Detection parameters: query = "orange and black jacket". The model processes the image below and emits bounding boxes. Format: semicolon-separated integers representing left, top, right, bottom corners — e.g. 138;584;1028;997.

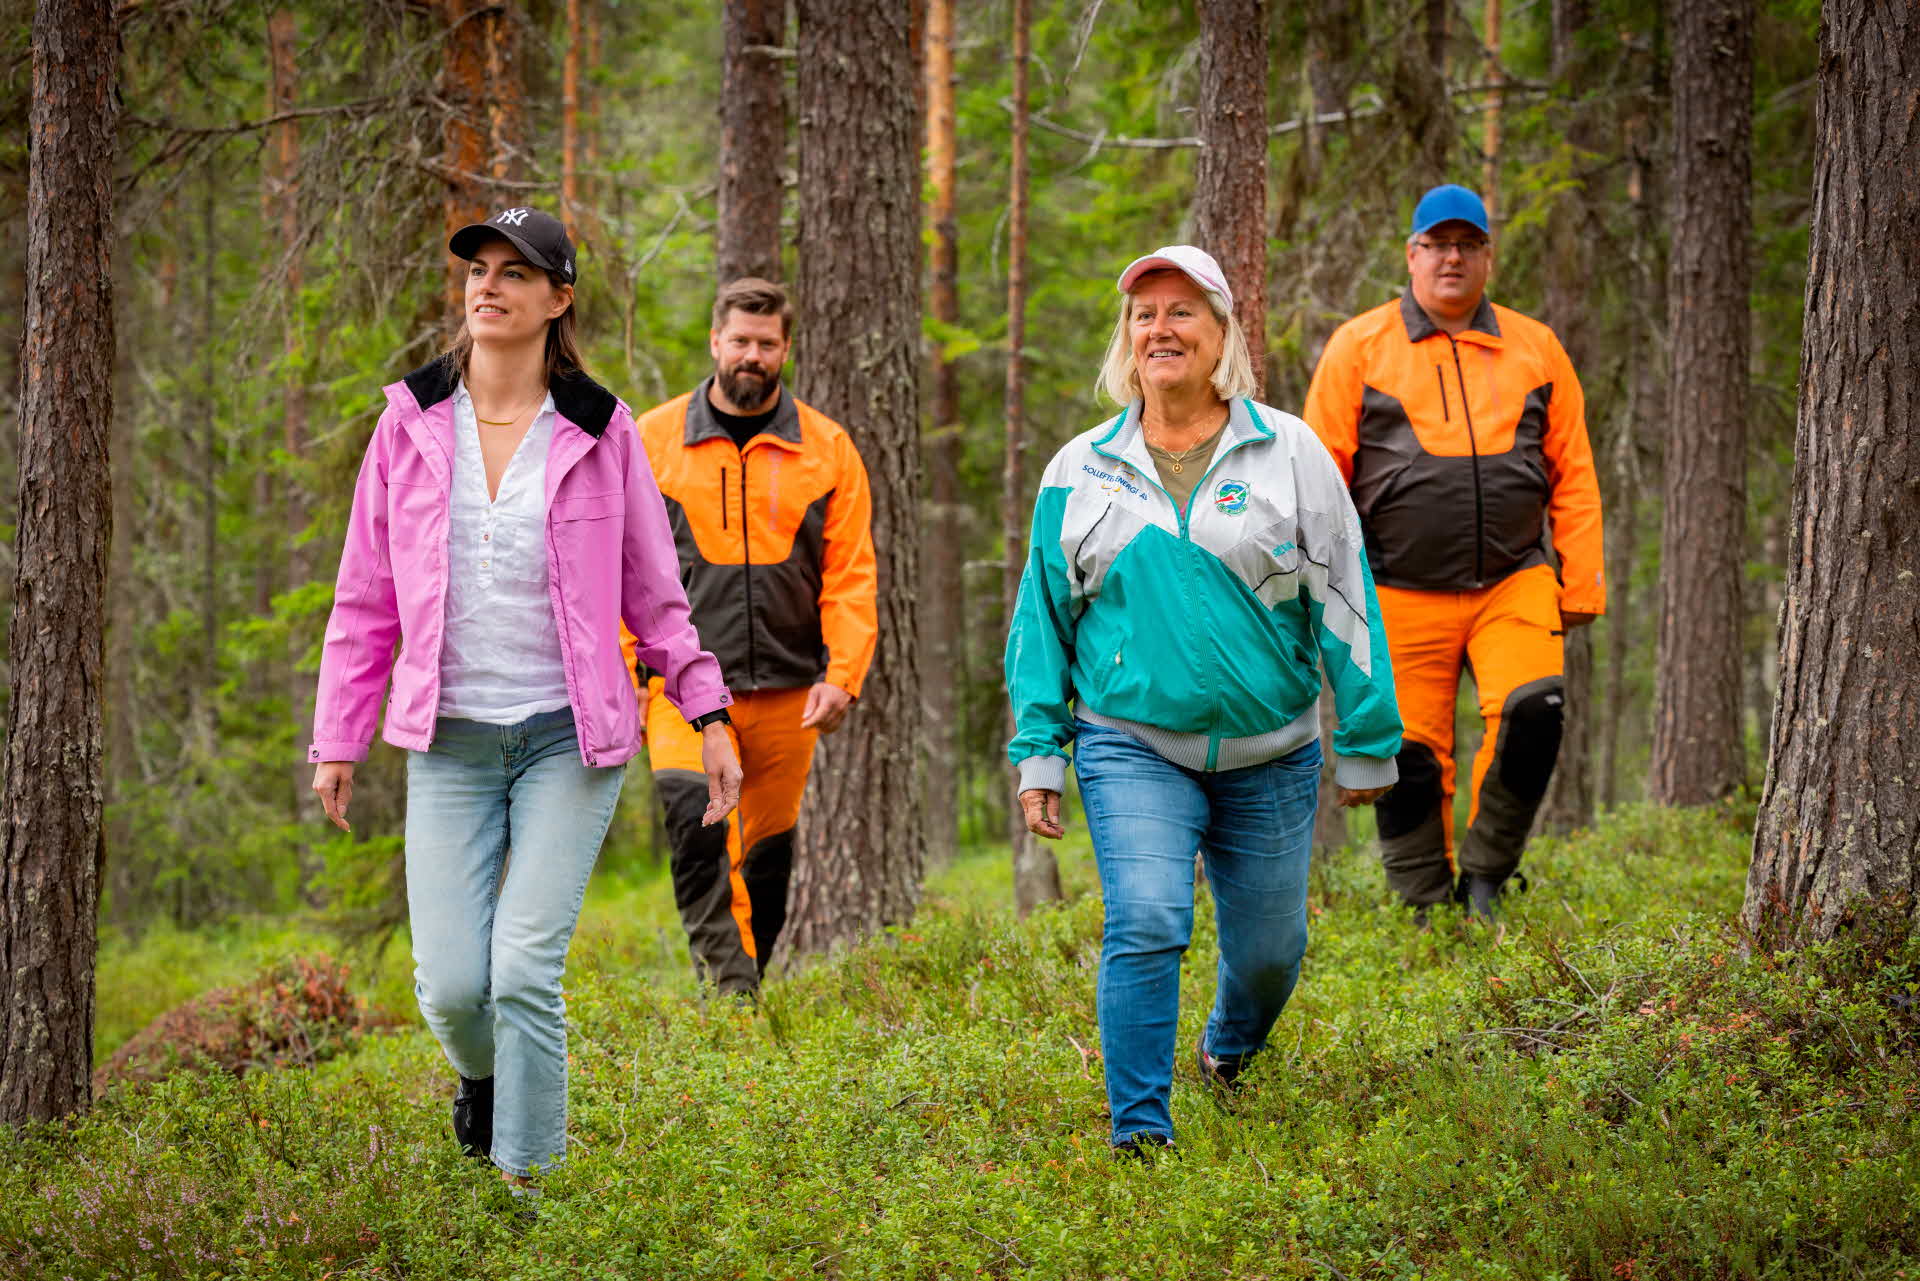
623;378;878;696
1302;292;1606;615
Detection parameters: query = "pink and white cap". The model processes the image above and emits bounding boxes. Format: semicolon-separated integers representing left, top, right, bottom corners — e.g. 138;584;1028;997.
1116;245;1233;311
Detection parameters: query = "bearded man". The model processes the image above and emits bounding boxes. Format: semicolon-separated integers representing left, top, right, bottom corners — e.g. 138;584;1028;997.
624;277;878;995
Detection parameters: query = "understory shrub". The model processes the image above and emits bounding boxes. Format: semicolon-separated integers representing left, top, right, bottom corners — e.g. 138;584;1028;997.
5;807;1917;1280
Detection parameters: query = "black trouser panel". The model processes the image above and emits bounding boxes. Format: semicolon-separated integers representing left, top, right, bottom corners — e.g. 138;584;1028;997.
741;829;794;975
1375;741;1454;905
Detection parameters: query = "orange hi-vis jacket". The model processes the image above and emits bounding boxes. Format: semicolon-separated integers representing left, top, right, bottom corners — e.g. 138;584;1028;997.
622;379;878;697
1303;292;1606;616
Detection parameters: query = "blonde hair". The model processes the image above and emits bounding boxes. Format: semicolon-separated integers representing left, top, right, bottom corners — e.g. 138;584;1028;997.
1096;275;1256;406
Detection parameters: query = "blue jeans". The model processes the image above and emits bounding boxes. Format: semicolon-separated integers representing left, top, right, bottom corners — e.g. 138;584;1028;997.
1074;719;1321;1144
404;709;625;1177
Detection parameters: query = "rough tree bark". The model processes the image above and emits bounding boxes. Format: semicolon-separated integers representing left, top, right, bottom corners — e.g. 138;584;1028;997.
267;8;316;829
1003;0;1062;914
484;4;523;184
562;0;582;231
783;0;925;955
1481;0;1502;219
718;0;787;282
584;0;601;200
1598;54;1668;812
1193;0;1267;396
1745;0;1920;942
920;0;959;867
439;0;524;315
1305;0;1357;123
1;0;117;1125
1400;0;1454;187
1538;0;1598;834
1650;0;1751;806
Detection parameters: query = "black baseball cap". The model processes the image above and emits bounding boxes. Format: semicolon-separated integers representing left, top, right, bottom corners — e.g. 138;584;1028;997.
448;207;577;284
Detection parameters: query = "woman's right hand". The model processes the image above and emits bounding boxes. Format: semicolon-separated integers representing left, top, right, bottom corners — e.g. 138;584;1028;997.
1019;788;1065;840
312;761;356;832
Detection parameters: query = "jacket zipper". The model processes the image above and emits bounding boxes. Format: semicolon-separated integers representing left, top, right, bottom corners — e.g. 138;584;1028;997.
1435;364;1450;421
1447;338;1486;586
738;444;757;683
1109;404;1259;769
720;468;728;530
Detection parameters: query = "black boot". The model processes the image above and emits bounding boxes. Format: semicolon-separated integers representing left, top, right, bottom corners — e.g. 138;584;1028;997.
452;1075;494;1162
1465;874;1503;922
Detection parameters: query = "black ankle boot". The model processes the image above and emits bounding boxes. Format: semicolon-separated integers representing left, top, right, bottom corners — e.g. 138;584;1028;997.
452;1075;494;1162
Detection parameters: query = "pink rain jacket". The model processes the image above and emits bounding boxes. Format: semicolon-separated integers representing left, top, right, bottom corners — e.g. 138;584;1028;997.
309;361;732;768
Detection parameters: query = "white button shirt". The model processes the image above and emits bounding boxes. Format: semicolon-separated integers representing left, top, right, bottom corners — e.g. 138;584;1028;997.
435;384;573;724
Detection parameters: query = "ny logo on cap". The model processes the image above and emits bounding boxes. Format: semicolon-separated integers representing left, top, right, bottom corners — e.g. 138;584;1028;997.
494;208;532;227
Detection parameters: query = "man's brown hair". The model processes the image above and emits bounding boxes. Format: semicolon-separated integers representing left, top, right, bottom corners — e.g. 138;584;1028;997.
712;277;793;338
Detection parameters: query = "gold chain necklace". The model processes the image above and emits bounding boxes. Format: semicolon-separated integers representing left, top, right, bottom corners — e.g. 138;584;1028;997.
474;389;544;427
1147;426;1219;474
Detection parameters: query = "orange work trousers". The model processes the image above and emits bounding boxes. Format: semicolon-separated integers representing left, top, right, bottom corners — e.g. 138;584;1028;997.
646;679;817;995
1371;564;1567;906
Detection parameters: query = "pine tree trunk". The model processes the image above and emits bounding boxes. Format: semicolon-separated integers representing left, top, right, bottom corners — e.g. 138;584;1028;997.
1481;0;1502;218
1651;0;1751;806
1407;0;1453;187
1;0;117;1125
1538;0;1598;834
1002;0;1062;914
584;0;601;204
439;0;523;316
718;0;787;282
1305;0;1357;122
920;0;959;867
1193;0;1267;396
783;0;925;956
268;8;316;831
485;4;524;183
1745;0;1920;943
1311;680;1345;855
198;186;219;704
562;0;582;232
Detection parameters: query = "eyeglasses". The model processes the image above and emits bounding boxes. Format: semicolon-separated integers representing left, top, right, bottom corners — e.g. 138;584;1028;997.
1414;237;1490;257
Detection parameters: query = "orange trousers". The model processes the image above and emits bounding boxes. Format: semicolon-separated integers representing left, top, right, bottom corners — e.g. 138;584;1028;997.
1372;564;1567;906
646;680;817;995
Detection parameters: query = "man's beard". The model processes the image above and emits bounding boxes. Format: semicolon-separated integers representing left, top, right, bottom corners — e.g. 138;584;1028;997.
718;363;778;410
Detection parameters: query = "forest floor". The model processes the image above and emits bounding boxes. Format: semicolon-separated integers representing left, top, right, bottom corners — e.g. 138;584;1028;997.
6;804;1919;1280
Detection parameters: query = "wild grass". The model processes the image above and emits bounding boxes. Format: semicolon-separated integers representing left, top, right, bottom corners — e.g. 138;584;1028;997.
9;804;1919;1279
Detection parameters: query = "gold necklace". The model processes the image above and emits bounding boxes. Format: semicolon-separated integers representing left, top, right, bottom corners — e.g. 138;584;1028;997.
474;389;544;427
1147;426;1219;474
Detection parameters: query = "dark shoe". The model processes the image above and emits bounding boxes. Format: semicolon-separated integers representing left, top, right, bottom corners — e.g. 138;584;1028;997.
1459;870;1527;922
452;1075;494;1162
1465;874;1503;922
1110;1132;1176;1162
1196;1034;1250;1093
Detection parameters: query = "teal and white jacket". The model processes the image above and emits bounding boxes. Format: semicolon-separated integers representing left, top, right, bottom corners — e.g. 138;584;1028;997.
1005;397;1402;794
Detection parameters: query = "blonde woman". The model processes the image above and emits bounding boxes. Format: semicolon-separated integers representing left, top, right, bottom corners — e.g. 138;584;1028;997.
1004;246;1403;1155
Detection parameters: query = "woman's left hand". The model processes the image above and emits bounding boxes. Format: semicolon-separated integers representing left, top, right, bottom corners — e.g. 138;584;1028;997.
1337;784;1391;808
701;725;743;825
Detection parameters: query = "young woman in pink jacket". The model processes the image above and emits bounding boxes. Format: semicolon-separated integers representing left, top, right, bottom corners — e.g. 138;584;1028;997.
308;207;742;1193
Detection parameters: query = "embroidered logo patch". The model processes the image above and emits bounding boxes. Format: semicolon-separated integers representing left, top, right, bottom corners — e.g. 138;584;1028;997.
1213;479;1250;515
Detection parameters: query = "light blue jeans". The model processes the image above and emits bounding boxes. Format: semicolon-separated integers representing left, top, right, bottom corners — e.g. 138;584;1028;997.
404;708;624;1177
1074;719;1320;1145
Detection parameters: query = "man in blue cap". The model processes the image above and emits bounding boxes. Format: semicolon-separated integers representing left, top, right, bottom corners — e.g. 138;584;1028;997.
1302;184;1607;922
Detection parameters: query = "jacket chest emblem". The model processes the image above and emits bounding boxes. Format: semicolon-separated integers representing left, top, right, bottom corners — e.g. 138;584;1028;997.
1213;479;1250;515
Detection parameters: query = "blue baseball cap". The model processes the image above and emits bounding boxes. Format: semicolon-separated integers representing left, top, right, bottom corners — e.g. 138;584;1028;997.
1410;185;1490;237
